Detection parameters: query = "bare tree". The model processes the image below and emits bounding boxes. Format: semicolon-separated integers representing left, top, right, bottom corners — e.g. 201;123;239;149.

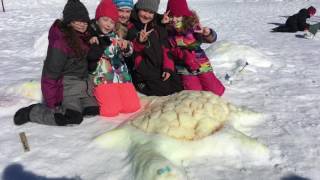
1;0;5;12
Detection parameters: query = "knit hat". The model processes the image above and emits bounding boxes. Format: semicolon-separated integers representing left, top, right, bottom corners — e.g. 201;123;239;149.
95;0;119;22
135;0;160;13
113;0;134;9
166;0;193;17
307;6;316;16
63;0;90;24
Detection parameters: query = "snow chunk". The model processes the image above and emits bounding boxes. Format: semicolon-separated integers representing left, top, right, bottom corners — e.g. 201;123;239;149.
206;41;272;69
33;31;48;57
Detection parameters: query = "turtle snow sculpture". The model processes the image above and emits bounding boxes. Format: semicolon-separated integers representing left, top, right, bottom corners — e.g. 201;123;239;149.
95;91;270;180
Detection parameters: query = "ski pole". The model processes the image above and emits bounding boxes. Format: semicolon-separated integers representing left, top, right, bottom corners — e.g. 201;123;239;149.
239;62;249;73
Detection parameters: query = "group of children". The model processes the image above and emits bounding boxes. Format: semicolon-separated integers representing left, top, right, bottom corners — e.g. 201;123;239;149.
14;0;226;126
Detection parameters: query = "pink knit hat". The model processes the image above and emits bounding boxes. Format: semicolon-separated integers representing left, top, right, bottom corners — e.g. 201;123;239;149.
166;0;193;17
95;0;119;22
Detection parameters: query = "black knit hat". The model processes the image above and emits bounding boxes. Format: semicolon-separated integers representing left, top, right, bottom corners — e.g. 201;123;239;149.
136;0;160;13
63;0;90;24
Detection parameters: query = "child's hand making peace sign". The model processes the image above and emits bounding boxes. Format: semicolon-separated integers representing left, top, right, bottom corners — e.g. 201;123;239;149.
139;24;154;43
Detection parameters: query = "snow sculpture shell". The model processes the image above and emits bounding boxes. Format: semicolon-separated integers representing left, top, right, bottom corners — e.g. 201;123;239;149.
130;91;231;140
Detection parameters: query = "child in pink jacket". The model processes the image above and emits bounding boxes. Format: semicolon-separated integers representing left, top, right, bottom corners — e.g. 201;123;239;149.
163;0;225;96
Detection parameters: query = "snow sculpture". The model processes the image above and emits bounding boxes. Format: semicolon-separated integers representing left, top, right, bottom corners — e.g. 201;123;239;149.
95;91;270;180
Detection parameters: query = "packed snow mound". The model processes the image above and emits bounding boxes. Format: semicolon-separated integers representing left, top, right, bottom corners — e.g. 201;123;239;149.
130;91;230;140
206;41;272;69
0;80;42;101
95;91;270;180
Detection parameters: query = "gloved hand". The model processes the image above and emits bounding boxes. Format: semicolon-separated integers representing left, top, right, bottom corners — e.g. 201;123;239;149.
98;36;112;47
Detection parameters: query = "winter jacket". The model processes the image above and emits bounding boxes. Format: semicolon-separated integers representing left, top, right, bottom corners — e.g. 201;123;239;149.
126;8;183;96
166;28;217;75
91;31;133;85
285;8;311;31
41;20;91;108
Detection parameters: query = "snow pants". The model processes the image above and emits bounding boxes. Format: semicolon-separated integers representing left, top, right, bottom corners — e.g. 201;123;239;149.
181;72;225;96
29;77;99;126
133;74;183;96
94;83;141;117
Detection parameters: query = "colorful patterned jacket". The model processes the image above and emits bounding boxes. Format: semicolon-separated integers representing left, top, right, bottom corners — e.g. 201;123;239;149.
92;31;133;85
166;28;217;75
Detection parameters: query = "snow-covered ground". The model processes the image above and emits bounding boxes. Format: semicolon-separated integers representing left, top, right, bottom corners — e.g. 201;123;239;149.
1;0;320;179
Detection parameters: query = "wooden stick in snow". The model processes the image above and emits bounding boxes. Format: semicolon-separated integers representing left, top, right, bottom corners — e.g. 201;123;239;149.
19;132;30;152
1;0;5;12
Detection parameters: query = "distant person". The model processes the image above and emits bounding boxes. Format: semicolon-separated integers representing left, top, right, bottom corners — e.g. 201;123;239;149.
14;0;99;126
272;6;316;32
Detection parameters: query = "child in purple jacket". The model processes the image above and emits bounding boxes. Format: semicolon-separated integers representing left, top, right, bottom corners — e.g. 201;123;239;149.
14;0;99;126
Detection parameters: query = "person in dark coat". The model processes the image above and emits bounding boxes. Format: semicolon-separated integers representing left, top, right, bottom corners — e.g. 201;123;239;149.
272;6;316;32
13;0;99;126
126;0;183;96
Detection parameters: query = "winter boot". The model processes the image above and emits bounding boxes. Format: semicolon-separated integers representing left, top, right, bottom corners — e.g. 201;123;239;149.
82;106;100;116
14;104;36;125
54;109;83;126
